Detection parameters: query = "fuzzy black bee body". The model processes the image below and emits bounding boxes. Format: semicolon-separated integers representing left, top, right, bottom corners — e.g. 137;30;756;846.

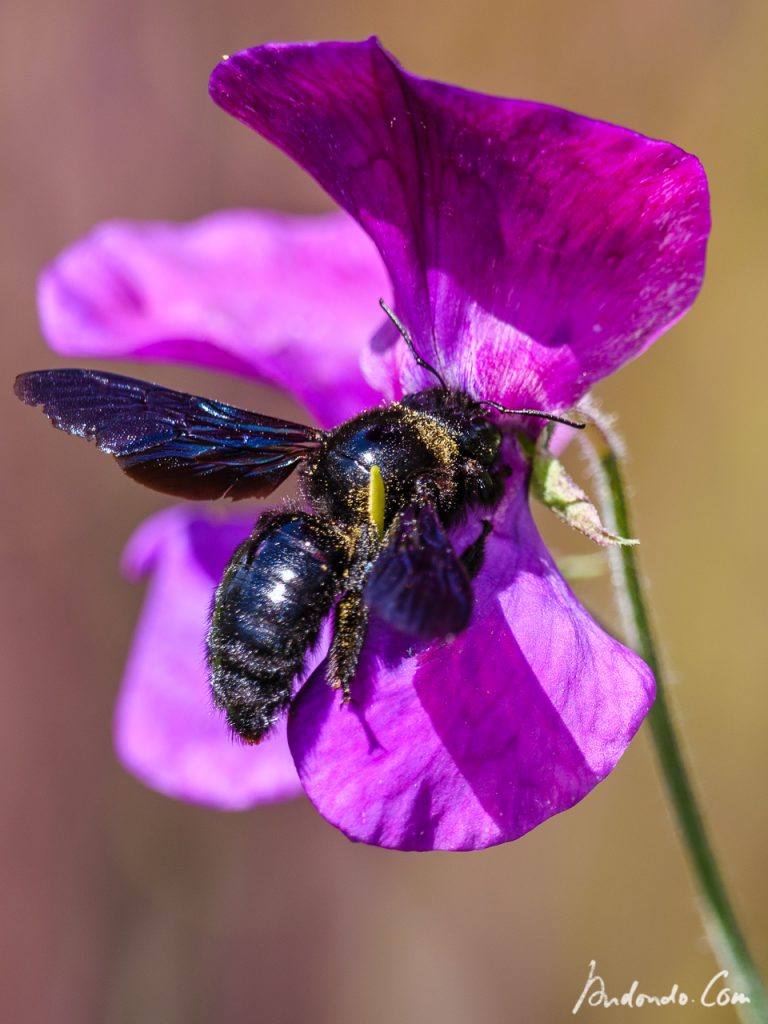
15;344;580;744
207;512;347;743
206;387;506;742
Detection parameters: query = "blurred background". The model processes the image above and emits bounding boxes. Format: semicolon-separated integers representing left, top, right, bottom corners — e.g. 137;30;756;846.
2;1;767;1021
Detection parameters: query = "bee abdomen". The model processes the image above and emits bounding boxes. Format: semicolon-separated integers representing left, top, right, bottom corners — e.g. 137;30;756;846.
207;512;347;743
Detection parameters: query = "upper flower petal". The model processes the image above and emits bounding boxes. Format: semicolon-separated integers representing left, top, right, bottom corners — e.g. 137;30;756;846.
287;456;654;851
117;505;303;808
211;38;709;409
38;210;389;428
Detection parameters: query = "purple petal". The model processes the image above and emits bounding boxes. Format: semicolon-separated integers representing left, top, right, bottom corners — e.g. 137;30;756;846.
39;210;389;428
117;506;303;808
288;457;654;851
211;39;709;410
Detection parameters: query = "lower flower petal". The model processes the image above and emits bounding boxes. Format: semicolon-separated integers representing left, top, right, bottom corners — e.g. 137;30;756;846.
288;462;654;850
39;210;389;428
117;506;303;808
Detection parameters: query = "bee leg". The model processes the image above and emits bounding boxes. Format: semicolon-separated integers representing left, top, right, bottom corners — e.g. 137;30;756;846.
327;591;369;704
461;519;493;579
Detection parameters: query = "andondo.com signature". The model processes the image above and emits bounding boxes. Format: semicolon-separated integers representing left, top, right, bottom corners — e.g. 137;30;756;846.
573;960;751;1013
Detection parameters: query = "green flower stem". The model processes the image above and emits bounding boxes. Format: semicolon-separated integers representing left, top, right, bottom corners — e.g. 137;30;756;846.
588;427;767;1024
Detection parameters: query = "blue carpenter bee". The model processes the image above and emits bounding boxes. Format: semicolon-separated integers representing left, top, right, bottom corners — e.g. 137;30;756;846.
14;303;581;743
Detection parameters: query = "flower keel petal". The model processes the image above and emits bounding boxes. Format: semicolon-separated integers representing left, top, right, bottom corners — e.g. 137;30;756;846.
288;467;654;850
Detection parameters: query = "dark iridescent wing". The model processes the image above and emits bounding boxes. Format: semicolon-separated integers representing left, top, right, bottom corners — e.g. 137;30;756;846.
364;504;473;638
14;369;322;500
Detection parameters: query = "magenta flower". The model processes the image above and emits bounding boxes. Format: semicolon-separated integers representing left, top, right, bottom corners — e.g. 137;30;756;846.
38;39;709;850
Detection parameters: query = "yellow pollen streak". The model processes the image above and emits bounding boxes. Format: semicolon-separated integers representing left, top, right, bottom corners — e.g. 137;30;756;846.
368;465;386;540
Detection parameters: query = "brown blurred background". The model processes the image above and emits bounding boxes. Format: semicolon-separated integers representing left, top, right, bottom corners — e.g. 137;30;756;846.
2;1;767;1022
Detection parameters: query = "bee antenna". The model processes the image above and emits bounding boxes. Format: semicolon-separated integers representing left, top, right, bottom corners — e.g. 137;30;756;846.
379;299;448;390
480;400;586;430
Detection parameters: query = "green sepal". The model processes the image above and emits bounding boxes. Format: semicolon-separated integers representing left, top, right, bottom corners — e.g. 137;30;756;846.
530;443;639;548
